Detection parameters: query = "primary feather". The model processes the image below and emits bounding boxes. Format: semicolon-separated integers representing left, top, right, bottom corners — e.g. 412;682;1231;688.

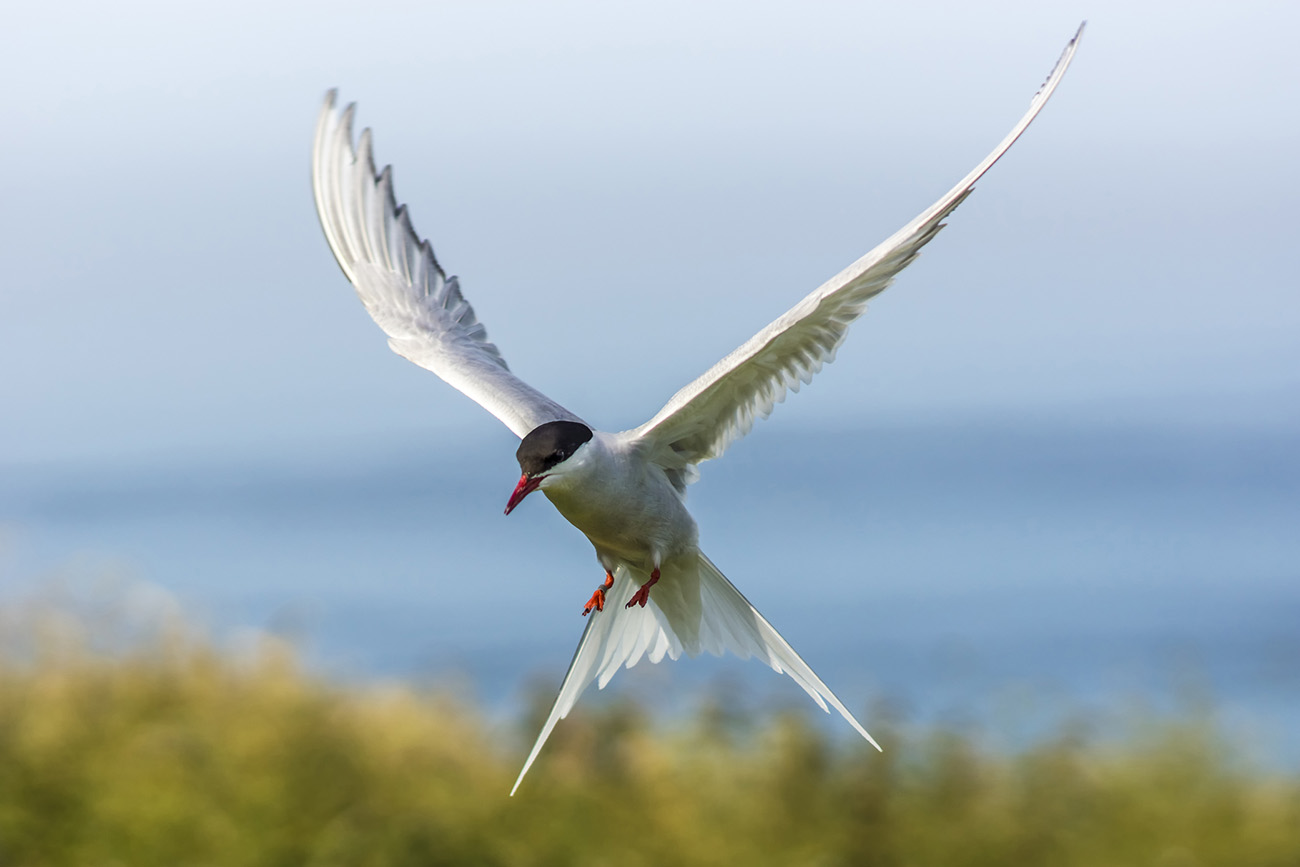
311;92;585;438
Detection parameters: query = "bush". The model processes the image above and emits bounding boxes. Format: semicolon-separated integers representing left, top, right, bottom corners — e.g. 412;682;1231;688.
0;596;1296;866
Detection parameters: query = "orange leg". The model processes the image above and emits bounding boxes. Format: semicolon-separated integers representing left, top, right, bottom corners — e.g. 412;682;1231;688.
626;568;661;609
582;571;615;617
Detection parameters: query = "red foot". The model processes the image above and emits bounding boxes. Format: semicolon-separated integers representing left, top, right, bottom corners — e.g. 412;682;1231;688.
582;571;615;617
626;568;661;609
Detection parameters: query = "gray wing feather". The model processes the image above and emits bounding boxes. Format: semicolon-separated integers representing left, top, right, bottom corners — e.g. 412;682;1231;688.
629;24;1083;470
312;92;584;438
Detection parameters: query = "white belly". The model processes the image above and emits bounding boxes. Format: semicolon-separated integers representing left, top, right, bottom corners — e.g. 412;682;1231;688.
543;466;698;573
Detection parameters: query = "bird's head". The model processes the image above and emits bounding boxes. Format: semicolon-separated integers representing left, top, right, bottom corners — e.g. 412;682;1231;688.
504;420;594;515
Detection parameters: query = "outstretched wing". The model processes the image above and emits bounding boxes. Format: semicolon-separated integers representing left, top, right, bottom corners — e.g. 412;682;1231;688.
312;91;585;438
628;24;1083;473
511;555;879;795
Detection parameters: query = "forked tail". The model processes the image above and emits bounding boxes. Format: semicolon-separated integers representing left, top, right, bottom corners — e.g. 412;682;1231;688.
511;553;879;795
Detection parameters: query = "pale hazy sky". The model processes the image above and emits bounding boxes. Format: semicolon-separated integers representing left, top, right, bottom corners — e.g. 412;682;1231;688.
2;1;1297;468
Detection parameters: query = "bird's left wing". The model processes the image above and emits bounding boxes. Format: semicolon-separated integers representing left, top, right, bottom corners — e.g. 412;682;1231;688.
312;91;585;438
627;25;1082;473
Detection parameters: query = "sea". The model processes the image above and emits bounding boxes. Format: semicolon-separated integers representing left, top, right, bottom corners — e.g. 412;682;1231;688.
2;418;1297;764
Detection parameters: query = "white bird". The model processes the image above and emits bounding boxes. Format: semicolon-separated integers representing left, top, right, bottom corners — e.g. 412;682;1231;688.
311;24;1083;795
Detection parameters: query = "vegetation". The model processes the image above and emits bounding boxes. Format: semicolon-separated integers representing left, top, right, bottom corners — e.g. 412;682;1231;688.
0;595;1296;866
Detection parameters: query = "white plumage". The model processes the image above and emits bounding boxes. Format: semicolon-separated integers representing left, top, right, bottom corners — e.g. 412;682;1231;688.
310;24;1083;795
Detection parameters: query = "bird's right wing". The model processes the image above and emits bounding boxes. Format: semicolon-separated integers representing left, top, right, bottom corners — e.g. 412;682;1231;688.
628;24;1083;474
312;91;585;438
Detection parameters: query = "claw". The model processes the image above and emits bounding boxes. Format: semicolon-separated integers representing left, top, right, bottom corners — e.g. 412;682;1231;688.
625;568;661;609
582;571;615;617
581;588;605;616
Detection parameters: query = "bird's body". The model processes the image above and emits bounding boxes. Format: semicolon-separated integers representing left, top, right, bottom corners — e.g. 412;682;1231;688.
310;24;1083;794
543;432;698;577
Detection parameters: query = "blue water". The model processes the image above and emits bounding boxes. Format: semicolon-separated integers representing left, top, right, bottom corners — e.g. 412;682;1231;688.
2;419;1297;761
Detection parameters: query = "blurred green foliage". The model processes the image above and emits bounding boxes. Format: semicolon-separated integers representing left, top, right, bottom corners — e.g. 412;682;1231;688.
0;597;1296;867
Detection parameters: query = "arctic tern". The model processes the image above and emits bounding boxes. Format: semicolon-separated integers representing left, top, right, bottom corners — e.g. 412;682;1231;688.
311;24;1083;795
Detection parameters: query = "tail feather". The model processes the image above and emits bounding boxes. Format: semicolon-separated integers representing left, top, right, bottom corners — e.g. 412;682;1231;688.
695;554;877;743
510;554;878;796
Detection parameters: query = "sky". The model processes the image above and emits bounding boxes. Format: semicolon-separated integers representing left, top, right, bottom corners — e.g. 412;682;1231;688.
1;3;1297;746
1;0;1297;469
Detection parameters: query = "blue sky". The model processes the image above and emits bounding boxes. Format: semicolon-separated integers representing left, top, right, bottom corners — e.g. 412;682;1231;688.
2;1;1296;468
2;3;1297;741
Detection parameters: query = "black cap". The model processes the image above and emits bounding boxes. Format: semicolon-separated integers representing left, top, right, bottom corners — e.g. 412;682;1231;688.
516;421;594;476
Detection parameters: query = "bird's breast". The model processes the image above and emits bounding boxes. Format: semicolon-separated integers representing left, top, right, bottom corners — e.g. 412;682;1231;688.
542;465;697;569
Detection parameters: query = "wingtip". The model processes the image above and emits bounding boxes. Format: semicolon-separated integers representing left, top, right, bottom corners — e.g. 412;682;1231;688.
1029;22;1086;106
1066;22;1086;56
315;89;343;144
336;101;358;150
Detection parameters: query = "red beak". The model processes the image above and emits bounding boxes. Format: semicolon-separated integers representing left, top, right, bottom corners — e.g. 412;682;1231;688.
504;473;544;515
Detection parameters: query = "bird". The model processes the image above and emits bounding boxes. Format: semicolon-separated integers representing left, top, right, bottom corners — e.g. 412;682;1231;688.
311;23;1083;795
